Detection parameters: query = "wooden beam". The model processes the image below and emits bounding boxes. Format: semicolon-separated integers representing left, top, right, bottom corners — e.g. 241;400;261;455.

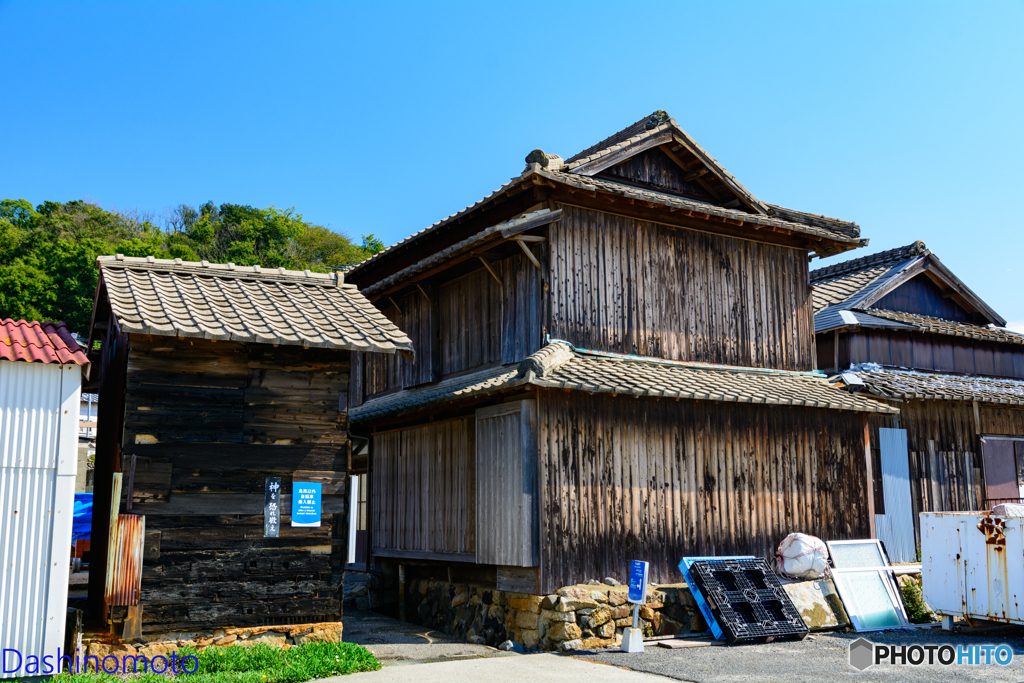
863;415;876;539
416;284;430;301
512;235;547;243
479;257;503;286
515;239;542;270
683;167;710;182
499;209;563;238
657;144;693;172
388;296;403;315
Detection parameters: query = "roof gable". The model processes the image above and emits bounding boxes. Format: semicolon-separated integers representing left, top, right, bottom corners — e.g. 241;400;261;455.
811;241;1007;334
562;111;770;215
347;111;865;282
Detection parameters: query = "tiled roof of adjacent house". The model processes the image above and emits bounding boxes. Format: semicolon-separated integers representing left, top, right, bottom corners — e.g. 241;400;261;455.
97;255;413;356
0;319;90;368
350;342;896;422
810;241;929;314
864;310;1024;346
840;364;1024;406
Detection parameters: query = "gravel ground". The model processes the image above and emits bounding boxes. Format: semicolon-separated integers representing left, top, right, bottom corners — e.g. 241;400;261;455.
577;627;1024;682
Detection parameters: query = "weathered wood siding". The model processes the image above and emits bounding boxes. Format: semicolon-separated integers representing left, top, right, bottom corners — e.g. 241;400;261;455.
873;274;977;323
353;252;543;402
440;268;502;375
366;306;403;397
869;400;1024;545
833;330;1024;380
537;390;870;592
371;418;475;560
597;147;714;201
549;205;814;370
476;401;538;567
119;335;350;630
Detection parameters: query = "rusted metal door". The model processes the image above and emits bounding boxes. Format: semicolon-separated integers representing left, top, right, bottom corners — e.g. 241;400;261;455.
982;439;1018;502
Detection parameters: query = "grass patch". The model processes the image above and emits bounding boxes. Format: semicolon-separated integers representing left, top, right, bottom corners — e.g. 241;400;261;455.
49;641;380;683
899;577;936;624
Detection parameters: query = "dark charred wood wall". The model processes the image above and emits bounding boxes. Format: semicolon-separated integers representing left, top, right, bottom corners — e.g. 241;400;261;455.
869;400;1024;545
819;330;1024;379
536;390;870;592
117;335;350;631
371;418;475;560
596;147;714;201
549;205;815;370
440;267;502;375
873;274;978;323
356;251;543;401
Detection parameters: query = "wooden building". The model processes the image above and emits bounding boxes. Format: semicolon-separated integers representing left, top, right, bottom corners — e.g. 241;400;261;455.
344;111;895;597
85;255;412;634
812;241;1024;547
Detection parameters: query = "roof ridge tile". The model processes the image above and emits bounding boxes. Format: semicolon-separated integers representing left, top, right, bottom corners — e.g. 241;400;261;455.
810;241;929;282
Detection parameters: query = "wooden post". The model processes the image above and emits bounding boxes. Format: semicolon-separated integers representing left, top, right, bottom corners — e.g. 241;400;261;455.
863;414;876;538
398;564;406;622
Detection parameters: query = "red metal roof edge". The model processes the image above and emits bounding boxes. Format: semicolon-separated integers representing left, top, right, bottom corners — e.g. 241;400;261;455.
0;318;91;368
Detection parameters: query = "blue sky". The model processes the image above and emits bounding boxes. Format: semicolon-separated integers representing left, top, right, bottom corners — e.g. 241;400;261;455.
2;1;1022;328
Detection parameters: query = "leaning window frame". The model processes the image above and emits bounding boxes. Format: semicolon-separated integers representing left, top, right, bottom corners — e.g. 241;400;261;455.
826;539;911;631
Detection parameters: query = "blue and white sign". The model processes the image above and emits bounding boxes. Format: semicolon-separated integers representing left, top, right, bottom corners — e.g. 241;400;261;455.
291;482;322;527
628;560;649;604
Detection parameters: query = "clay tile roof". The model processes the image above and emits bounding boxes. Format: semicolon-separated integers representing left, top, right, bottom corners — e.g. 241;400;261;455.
0;319;90;369
845;365;1024;406
350;342;896;423
97;255;413;356
810;241;929;314
862;310;1024;346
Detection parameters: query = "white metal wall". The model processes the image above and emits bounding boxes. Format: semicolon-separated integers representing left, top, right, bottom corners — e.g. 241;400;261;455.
0;361;80;676
874;428;916;562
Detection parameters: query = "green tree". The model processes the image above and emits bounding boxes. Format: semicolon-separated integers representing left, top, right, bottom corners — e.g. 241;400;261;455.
0;198;378;333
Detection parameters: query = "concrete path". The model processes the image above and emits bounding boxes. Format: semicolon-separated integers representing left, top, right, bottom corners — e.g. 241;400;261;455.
323;653;670;682
342;608;503;666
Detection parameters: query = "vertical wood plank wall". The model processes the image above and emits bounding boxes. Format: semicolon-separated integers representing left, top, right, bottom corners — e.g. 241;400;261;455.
371;418;475;558
360;251;543;400
596;147;714;201
475;401;538;567
549;205;815;370
869;400;1024;545
440;268;502;375
537;390;870;592
835;331;1024;380
119;335;351;630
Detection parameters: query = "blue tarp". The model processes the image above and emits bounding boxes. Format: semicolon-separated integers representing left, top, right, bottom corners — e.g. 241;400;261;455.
72;493;92;542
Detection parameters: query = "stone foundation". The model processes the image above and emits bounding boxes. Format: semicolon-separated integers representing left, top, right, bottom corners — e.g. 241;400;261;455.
396;576;851;651
405;579;706;651
82;622;343;671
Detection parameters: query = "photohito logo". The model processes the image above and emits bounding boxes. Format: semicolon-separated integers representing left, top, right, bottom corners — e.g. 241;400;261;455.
848;638;1013;670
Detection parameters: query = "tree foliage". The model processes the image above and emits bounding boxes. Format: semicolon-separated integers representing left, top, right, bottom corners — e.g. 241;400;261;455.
0;199;381;333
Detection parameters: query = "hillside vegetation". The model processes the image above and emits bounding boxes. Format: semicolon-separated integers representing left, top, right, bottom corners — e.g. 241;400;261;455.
0;199;383;333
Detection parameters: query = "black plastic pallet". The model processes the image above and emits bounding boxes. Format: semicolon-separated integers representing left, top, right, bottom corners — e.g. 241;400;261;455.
688;558;809;645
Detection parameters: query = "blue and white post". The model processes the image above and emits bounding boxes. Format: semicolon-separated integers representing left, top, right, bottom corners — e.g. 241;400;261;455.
622;560;649;653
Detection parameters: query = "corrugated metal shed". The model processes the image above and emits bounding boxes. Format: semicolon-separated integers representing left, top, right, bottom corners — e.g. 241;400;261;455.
0;350;80;677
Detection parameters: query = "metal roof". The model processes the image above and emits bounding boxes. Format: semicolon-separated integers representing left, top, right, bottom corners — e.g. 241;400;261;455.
350;342;897;423
0;319;90;368
97;255;413;356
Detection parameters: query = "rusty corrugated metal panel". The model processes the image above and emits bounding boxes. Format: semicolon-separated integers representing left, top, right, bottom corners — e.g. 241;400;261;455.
0;319;90;368
105;514;145;606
